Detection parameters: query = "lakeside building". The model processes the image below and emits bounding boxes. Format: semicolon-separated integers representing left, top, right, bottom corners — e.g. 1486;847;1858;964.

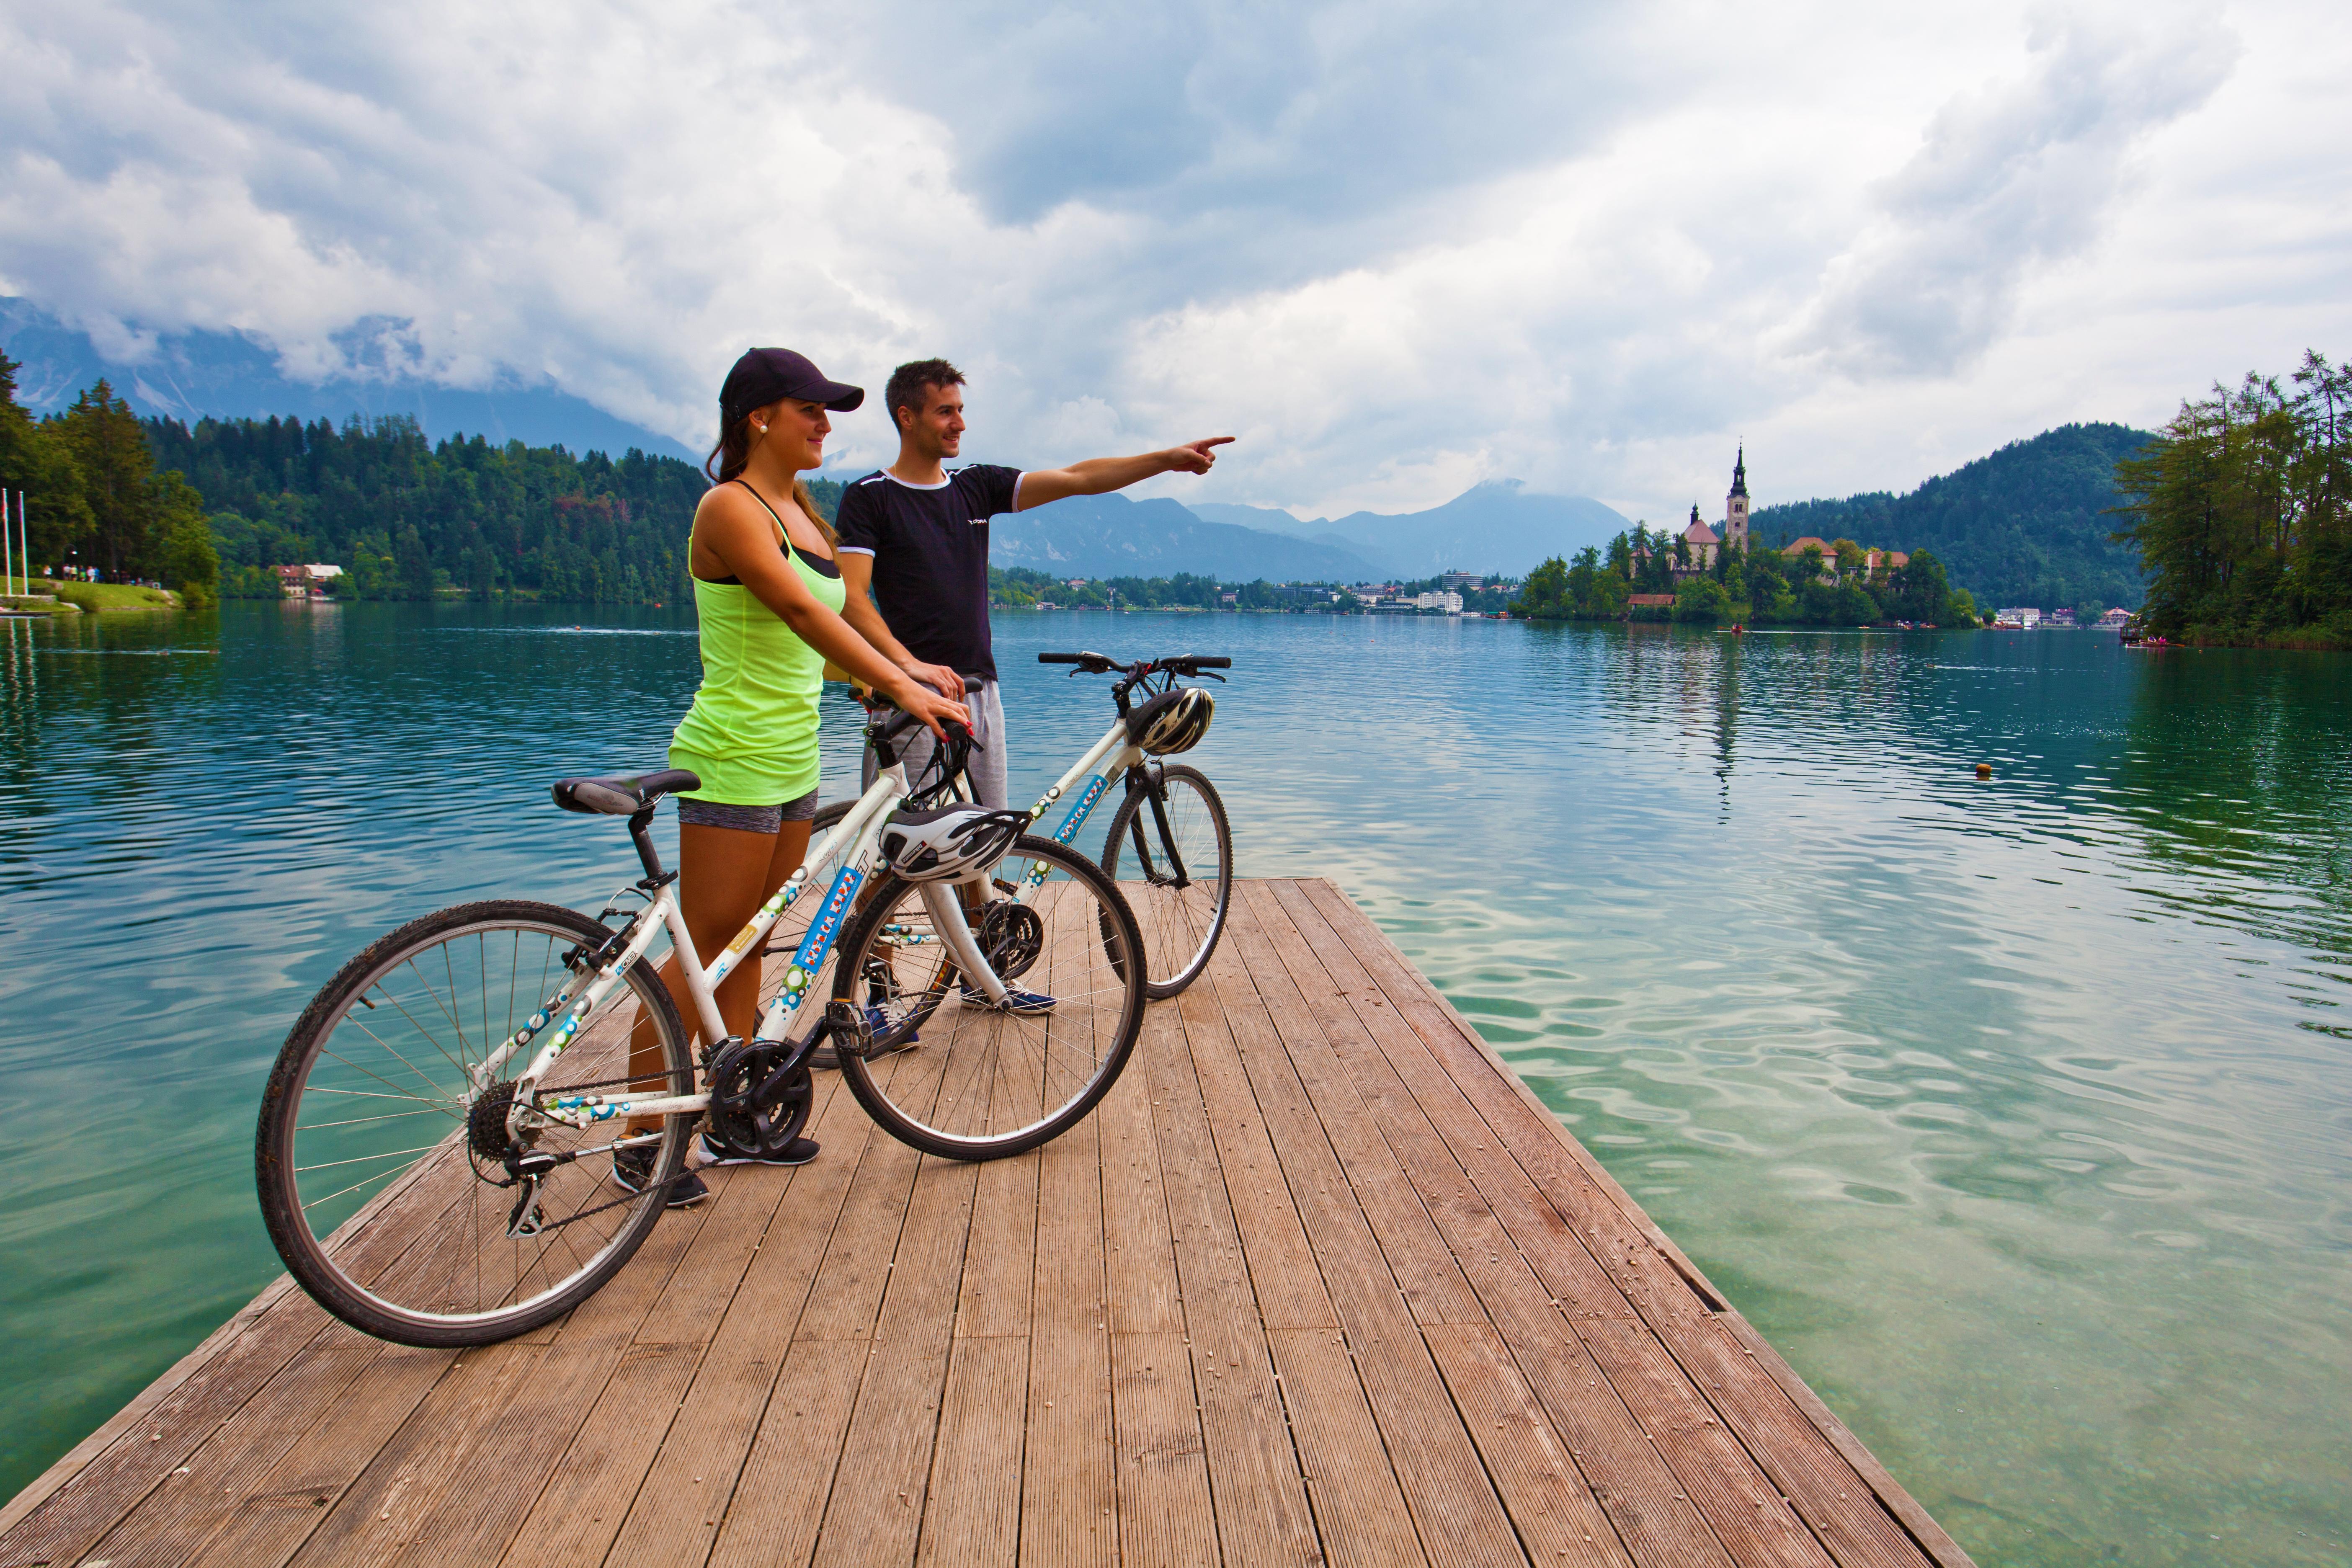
1778;536;1906;581
2098;606;2132;628
272;563;345;597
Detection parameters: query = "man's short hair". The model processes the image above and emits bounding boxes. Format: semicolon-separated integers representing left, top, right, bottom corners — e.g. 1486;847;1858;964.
886;358;965;432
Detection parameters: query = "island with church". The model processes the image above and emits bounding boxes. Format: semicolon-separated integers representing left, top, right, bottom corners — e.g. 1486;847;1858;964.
1510;448;1986;628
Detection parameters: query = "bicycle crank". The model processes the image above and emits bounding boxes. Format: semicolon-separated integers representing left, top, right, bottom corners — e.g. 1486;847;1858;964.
705;1037;814;1158
978;899;1044;981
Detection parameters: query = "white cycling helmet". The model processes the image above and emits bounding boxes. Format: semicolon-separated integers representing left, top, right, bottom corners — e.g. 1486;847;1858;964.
1128;687;1215;756
877;805;1027;883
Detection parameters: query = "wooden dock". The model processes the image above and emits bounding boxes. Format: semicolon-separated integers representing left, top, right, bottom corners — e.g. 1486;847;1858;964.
0;879;1971;1568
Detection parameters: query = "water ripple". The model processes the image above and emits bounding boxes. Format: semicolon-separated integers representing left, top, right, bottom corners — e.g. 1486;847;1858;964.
2;606;2348;1565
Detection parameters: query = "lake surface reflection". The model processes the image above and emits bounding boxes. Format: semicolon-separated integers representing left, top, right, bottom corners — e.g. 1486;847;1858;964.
1;603;2347;1565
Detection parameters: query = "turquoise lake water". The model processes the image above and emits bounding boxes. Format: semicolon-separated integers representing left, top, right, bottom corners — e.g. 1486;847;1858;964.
1;601;2347;1565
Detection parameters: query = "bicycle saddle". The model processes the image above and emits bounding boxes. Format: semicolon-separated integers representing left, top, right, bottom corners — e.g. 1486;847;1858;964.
549;769;701;816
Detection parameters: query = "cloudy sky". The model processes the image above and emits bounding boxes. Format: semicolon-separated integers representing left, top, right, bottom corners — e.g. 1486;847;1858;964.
3;0;2346;521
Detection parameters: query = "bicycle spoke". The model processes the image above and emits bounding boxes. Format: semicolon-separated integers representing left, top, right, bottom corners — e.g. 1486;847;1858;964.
263;904;693;1345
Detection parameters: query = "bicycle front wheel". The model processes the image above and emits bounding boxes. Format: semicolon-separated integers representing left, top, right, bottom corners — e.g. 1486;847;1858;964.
832;835;1145;1160
1099;763;1233;999
255;900;694;1347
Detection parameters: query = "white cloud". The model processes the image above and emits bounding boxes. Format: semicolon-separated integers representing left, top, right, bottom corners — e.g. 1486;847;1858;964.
1789;5;2237;377
1;0;2346;523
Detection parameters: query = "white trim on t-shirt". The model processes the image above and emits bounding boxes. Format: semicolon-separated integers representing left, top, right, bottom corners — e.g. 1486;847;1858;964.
883;472;951;491
836;544;877;556
1010;471;1028;511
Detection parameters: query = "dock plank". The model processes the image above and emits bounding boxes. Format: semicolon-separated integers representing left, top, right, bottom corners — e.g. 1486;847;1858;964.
1291;880;1953;1568
6;880;1970;1568
1199;908;1528;1568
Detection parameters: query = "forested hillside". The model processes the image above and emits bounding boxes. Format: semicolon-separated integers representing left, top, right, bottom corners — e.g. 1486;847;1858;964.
1754;422;2154;612
143;413;748;602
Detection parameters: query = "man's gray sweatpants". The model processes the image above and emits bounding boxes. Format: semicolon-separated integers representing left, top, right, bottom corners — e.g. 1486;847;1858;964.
863;678;1009;807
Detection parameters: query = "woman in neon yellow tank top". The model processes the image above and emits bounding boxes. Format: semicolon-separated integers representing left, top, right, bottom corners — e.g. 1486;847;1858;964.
623;350;968;1197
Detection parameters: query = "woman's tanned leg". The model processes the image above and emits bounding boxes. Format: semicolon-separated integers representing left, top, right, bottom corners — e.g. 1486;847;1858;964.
624;820;808;1130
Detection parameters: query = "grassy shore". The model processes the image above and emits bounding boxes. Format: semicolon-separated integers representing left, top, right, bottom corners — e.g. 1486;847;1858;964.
5;578;183;614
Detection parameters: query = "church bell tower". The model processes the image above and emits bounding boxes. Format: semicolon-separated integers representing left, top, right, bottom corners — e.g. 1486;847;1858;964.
1725;445;1750;552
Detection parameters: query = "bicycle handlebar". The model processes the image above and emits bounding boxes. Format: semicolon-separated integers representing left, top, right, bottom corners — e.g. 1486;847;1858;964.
1037;651;1233;673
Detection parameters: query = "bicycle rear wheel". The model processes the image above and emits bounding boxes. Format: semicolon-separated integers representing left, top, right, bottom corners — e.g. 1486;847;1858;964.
832;835;1145;1160
255;900;693;1347
1099;763;1232;999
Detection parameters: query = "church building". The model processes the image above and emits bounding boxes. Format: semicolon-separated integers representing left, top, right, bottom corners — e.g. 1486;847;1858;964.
1677;447;1751;569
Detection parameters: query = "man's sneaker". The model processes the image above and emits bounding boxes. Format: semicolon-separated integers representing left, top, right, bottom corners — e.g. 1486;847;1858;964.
697;1129;821;1167
610;1145;707;1208
959;980;1058;1015
810;1005;919;1070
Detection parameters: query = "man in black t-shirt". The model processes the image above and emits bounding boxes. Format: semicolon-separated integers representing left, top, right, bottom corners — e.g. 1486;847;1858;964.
833;357;1231;808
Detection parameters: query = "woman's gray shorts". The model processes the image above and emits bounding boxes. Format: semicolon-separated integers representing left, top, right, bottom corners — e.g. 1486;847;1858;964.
676;787;819;834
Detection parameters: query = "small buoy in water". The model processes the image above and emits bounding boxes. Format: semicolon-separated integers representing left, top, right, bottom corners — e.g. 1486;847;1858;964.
1975;763;1992;779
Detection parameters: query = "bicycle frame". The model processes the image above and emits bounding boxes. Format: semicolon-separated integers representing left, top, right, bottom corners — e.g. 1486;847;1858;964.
1003;717;1144;866
951;714;1203;908
472;750;1013;1135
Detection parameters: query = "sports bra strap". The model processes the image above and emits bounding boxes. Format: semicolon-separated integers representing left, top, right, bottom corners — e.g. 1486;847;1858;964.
694;479;840;584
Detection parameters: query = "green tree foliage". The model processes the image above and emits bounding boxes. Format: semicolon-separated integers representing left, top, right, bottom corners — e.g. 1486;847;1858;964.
144;413;714;604
1515;556;1570;618
1;361;223;596
2115;351;2352;646
1672;577;1728;622
1755;423;2153;611
57;380;159;579
153;472;221;608
0;352;95;567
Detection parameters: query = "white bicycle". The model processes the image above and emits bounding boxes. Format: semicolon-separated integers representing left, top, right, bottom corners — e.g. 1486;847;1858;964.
825;650;1234;1001
254;708;1147;1348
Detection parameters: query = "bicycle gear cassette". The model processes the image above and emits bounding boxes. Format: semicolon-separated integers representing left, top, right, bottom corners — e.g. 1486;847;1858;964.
466;1080;521;1165
977;899;1044;982
704;1039;813;1160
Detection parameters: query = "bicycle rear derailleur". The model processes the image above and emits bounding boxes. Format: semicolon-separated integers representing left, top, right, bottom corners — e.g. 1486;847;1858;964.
464;1081;561;1235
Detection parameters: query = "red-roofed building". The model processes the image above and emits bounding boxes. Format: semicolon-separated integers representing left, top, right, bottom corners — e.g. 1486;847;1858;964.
1680;505;1722;570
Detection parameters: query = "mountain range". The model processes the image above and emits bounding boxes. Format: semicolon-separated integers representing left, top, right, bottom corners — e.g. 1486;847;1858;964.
1190;482;1629;579
1;297;699;462
9;298;2153;602
990;493;1384;582
999;482;1635;581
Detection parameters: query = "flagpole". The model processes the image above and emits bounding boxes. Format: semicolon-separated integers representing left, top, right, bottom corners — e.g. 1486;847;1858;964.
4;492;14;597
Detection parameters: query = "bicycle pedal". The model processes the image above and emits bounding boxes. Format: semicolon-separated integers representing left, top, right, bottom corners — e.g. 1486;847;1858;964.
823;999;878;1059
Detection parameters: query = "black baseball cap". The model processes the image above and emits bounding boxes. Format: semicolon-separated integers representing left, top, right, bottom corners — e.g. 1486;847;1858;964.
720;348;864;423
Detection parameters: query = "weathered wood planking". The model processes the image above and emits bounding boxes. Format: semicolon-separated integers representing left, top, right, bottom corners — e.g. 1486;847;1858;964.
1;879;1972;1568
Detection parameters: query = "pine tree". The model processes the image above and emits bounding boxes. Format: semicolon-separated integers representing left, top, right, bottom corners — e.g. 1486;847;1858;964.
56;379;157;580
0;352;95;576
